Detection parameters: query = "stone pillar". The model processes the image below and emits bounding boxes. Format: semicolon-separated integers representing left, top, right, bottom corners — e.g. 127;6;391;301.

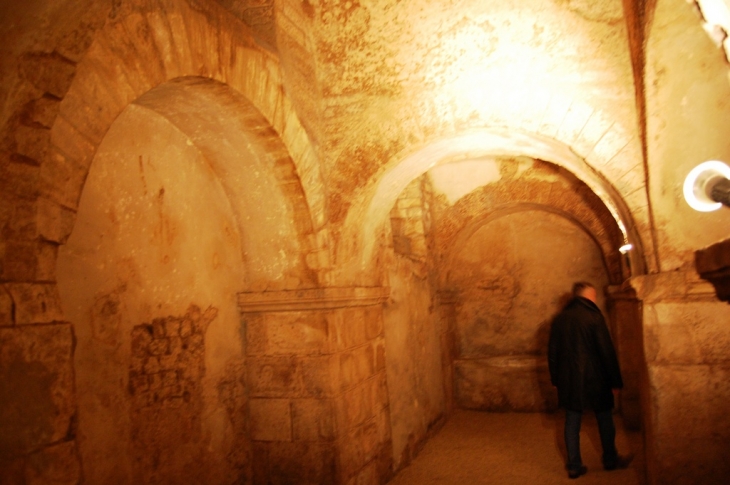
435;290;457;414
631;271;730;485
606;285;644;430
238;287;392;485
0;283;80;484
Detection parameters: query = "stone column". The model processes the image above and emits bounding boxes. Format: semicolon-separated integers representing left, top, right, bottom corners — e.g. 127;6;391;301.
0;284;80;484
606;285;644;430
435;290;457;414
631;271;730;485
238;287;392;485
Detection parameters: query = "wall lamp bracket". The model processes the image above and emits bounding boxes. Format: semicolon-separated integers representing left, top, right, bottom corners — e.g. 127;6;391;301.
683;160;730;212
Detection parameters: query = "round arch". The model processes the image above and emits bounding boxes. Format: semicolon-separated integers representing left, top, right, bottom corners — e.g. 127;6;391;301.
339;129;647;283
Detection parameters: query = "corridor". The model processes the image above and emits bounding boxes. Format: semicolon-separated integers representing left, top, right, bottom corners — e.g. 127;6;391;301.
388;410;644;485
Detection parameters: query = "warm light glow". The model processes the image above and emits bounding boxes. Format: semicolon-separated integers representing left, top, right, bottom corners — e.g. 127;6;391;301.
694;0;730;60
619;244;633;254
683;160;730;211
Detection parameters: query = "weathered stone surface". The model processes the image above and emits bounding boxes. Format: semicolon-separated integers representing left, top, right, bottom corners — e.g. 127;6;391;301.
647;364;730;485
250;398;292;442
18;51;76;98
22;95;62;129
643;299;730;365
0;156;40;200
6;283;64;325
14;124;51;164
25;440;81;485
246;312;330;356
454;357;556;412
37;198;76;244
0;286;13;326
255;441;337;485
291;398;336;441
0;324;75;456
2;0;730;484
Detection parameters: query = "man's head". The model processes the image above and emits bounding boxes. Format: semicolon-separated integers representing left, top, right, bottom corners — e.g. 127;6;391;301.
572;281;597;303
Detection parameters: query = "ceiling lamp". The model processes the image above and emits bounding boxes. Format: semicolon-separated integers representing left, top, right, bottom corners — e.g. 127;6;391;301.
683;160;730;212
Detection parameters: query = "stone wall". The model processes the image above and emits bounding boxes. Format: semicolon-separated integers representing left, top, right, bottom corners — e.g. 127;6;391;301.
239;288;392;485
382;176;447;470
632;272;730;485
0;320;79;484
448;210;610;412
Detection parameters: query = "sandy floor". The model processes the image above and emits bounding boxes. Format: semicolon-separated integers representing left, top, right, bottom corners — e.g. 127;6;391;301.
387;410;645;485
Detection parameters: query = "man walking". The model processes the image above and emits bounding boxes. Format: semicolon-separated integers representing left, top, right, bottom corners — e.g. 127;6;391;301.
548;282;632;479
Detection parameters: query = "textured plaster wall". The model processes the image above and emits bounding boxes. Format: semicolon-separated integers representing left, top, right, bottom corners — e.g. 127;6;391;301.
632;273;730;485
56;105;250;483
285;0;652;278
3;0;730;483
639;1;730;483
646;0;730;271
382;176;446;471
449;210;609;411
383;256;445;470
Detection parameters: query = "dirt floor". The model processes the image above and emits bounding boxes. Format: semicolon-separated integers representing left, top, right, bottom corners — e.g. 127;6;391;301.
387;410;644;484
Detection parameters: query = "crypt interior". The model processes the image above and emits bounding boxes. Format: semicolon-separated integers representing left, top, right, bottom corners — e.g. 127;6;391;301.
2;0;730;484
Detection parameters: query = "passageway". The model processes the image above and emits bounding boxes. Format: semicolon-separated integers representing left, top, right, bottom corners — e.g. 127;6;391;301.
388;410;643;485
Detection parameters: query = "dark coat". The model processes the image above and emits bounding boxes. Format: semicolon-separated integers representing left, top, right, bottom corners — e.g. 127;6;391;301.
548;296;623;412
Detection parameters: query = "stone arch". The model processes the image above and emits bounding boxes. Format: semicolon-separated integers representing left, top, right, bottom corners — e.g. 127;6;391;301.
37;0;325;280
435;162;629;288
53;72;321;482
340;129;647;284
442;205;613;282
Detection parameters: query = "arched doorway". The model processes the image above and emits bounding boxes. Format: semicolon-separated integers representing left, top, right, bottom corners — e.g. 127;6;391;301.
56;77;314;483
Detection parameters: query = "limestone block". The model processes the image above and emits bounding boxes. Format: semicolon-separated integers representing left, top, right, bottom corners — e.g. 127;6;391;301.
1;194;36;240
335;380;374;431
248;354;336;398
39;148;88;209
643;300;730;365
648;364;730;484
18;51;76;98
23;95;61;129
301;355;337;398
258;441;337;485
37;198;76;244
263;312;330;355
339;344;375;390
0;157;40;199
6;283;64;325
0;324;75;455
49;116;95;170
345;460;378;485
35;242;58;282
291;398;336;441
454;357;556;412
374;407;392;446
0;240;38;281
0;287;12;326
364;307;384;341
25;440;80;485
250;398;292;442
14;125;51;164
339;418;380;482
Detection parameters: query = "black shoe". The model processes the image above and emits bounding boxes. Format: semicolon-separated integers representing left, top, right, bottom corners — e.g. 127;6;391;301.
568;466;587;479
604;454;634;471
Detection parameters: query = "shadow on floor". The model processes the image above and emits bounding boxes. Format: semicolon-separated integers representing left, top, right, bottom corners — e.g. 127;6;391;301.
388;410;645;485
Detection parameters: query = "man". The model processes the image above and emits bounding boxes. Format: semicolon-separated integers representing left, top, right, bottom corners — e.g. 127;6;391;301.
548;282;632;479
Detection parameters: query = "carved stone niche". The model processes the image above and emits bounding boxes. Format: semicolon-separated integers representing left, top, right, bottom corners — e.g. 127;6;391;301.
695;238;730;303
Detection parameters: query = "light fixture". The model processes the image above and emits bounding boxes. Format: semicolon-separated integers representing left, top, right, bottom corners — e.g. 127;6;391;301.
619;244;633;254
683;160;730;212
